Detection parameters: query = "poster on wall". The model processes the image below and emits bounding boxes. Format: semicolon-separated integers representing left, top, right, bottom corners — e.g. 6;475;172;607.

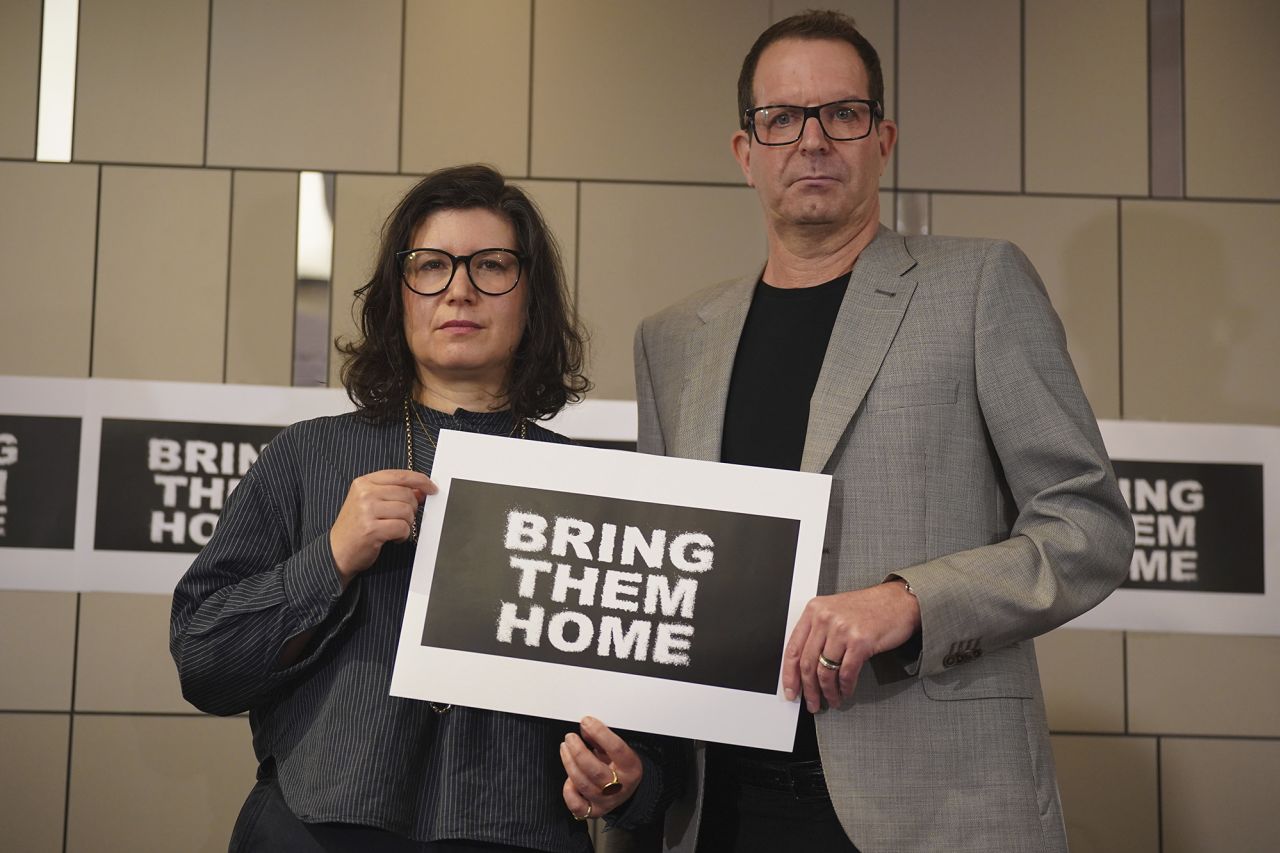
389;431;832;748
0;414;82;550
1067;420;1278;636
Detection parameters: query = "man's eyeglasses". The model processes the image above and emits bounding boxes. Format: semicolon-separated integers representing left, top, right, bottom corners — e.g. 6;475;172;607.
743;99;883;146
395;248;523;296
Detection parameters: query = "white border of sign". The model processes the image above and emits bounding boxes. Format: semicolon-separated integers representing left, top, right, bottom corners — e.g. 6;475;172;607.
1067;420;1279;635
389;430;832;749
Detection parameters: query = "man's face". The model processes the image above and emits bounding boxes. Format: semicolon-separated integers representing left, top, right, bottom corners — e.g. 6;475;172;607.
732;38;896;234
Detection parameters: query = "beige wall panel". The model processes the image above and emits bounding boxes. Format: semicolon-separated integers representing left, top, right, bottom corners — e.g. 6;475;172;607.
932;194;1120;418
93;166;230;381
402;0;531;176
1035;629;1125;733
513;179;578;291
1185;0;1280;199
76;593;191;713
0;714;70;853
0;591;77;710
1162;737;1280;853
1128;632;1280;737
329;173;421;386
1121;200;1280;424
878;190;893;228
772;0;897;187
1024;0;1147;196
66;715;256;853
578;183;765;399
0;162;98;376
206;0;401;172
1052;735;1158;853
897;0;1020;192
225;171;298;386
0;0;40;158
73;0;208;166
531;0;767;183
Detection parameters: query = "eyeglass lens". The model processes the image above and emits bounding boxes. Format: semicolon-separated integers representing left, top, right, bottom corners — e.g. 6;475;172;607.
753;101;874;144
402;249;520;295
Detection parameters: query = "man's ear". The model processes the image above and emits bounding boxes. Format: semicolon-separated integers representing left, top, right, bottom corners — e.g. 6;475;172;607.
876;118;898;173
731;129;754;187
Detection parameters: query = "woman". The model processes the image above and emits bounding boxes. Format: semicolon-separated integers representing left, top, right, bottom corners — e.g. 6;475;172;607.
171;165;677;852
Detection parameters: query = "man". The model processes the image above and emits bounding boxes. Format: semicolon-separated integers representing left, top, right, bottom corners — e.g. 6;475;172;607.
633;11;1134;853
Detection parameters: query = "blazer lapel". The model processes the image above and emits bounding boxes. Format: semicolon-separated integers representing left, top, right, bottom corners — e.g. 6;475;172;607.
801;228;918;473
675;274;758;462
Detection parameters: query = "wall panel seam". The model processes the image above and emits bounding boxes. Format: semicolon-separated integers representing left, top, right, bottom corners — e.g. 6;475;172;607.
61;592;80;853
396;0;406;173
203;0;213;167
222;172;235;383
527;0;536;178
87;164;101;376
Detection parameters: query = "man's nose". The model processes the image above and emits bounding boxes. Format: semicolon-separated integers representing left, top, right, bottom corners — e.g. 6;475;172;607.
797;112;830;152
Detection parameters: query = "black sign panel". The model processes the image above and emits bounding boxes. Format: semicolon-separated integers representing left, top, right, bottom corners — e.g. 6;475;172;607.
95;418;282;553
1115;460;1264;594
423;479;800;694
0;415;81;549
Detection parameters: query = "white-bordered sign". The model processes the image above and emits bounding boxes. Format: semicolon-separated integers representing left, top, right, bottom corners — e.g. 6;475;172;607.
389;430;832;749
1068;420;1278;635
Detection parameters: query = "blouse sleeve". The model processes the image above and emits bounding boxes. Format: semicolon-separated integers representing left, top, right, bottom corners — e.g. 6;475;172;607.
169;432;360;716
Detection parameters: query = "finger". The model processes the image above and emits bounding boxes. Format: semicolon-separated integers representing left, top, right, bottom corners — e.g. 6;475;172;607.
361;484;424;508
580;718;635;770
798;614;828;713
781;611;812;702
373;518;414;544
838;656;861;703
817;643;845;710
363;470;438;494
561;777;592;820
560;740;607;801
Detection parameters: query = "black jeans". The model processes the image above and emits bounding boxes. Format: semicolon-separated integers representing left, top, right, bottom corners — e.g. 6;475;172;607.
695;755;860;853
229;779;544;853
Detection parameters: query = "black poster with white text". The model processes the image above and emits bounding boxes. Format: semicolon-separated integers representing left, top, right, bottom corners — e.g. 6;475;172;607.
422;479;801;694
0;415;81;549
94;418;282;553
1116;460;1264;593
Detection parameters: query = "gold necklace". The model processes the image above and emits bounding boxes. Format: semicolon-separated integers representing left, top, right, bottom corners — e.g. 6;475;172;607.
401;396;529;716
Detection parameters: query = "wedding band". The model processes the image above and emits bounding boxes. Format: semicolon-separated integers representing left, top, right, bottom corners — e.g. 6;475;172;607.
818;653;842;671
601;767;622;796
573;802;593;821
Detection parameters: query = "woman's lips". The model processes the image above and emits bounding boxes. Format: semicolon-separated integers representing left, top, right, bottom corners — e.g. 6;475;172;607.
438;320;482;333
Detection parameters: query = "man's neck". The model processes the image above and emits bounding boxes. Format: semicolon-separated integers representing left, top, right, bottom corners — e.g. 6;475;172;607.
761;213;881;289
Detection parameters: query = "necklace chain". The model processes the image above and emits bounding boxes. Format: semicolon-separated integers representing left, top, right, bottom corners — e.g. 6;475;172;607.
402;396;528;715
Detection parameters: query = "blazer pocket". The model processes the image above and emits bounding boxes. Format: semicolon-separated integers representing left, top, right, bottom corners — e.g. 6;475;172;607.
865;378;958;413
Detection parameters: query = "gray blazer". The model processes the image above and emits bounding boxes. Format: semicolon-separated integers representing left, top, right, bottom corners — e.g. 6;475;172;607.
633;227;1134;853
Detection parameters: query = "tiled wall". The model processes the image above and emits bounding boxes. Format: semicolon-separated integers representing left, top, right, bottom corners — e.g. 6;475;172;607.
1;1;1277;850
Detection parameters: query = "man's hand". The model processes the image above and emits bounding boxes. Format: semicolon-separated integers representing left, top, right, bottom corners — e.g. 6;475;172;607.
329;470;436;586
560;716;643;820
782;580;921;712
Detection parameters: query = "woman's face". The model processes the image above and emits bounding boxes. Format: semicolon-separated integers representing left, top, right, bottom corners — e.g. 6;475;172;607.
401;208;528;398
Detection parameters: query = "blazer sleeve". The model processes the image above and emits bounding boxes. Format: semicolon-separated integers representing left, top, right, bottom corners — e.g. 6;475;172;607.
634;319;667;457
890;241;1134;678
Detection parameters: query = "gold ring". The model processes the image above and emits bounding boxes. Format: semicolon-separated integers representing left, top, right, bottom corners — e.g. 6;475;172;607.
573;802;593;821
601;767;622;796
818;653;842;671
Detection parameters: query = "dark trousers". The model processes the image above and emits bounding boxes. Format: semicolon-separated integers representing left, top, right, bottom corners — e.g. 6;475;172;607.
695;755;860;853
229;779;543;853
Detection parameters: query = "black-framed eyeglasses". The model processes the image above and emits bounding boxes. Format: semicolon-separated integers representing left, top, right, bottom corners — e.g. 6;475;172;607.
743;98;883;146
395;247;524;296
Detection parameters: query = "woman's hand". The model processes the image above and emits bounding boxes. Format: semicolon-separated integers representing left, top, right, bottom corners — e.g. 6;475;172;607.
329;469;436;586
560;716;644;821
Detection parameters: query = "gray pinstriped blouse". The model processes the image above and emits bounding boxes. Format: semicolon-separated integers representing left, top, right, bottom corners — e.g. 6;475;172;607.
170;404;677;851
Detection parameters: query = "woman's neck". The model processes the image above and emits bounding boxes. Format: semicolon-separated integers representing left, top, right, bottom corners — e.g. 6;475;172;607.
413;375;509;414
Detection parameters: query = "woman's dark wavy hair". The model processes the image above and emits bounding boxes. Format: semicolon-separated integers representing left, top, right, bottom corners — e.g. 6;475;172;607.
338;164;589;423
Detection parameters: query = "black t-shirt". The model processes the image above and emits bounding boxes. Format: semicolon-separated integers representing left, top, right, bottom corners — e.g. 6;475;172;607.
720;271;851;762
